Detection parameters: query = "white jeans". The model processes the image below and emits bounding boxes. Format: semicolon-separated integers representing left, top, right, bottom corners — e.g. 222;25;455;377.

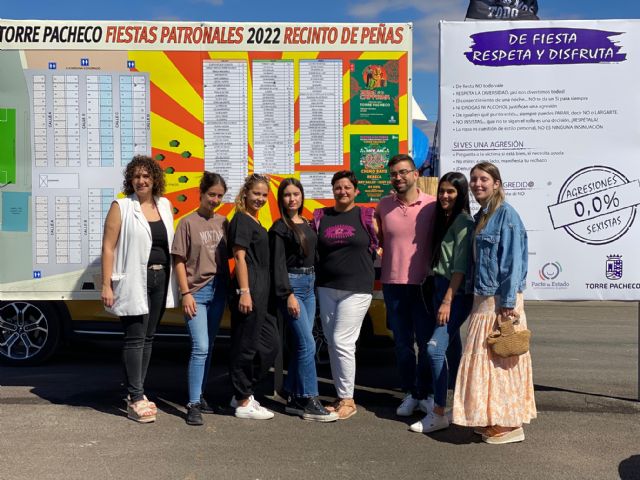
317;287;373;399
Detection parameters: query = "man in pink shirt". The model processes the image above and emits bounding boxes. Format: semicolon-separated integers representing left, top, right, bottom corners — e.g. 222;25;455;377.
376;154;436;417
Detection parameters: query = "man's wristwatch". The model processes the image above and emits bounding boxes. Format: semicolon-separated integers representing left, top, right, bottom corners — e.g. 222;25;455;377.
236;288;250;295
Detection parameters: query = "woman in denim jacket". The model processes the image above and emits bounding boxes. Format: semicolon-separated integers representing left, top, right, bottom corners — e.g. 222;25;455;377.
452;162;536;444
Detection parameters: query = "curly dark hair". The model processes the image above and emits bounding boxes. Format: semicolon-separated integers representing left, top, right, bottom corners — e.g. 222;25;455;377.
122;155;166;196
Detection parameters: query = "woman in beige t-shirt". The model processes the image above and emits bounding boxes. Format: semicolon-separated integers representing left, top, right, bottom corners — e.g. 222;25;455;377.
172;172;229;426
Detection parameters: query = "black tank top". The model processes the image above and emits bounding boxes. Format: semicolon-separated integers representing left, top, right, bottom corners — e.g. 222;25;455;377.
148;219;169;266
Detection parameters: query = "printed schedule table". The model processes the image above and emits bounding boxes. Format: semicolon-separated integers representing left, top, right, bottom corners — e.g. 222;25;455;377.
34;196;49;264
119;75;148;165
252;60;295;174
52;75;80;168
54;196;81;264
300;172;336;199
88;188;114;264
32;76;48;168
203;60;248;202
299;60;344;166
86;75;114;167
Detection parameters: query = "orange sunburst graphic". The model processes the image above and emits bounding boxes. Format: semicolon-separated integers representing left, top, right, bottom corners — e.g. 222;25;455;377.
128;49;406;227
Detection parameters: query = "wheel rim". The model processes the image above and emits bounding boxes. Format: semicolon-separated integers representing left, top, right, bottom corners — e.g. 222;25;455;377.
0;302;49;361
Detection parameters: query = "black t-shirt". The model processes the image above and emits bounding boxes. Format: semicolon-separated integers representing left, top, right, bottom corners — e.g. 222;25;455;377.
316;207;375;294
269;218;317;300
269;218;316;268
147;219;169;266
227;212;270;305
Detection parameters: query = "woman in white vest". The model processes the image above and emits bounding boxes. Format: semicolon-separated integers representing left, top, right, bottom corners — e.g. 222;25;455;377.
101;155;178;423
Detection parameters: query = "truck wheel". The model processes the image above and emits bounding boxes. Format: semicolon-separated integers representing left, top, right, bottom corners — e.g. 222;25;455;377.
0;301;61;366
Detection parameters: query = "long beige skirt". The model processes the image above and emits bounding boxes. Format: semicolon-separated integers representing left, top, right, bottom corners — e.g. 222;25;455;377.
452;293;537;427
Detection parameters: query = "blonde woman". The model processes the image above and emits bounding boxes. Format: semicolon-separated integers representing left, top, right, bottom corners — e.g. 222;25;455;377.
227;174;278;420
452;162;536;444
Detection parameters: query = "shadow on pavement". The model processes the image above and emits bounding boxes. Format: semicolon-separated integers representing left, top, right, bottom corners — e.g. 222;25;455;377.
1;339;407;424
618;455;640;480
535;384;638;403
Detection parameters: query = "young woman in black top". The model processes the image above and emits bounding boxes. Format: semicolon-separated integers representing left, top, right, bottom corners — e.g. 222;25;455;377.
227;173;278;420
270;178;338;422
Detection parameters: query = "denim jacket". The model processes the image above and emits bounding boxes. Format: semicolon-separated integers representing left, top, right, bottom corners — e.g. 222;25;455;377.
465;202;528;308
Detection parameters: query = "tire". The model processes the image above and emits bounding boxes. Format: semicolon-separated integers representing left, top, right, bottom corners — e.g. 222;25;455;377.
0;301;62;366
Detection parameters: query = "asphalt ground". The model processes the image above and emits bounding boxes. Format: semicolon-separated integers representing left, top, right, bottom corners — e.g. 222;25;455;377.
1;301;639;480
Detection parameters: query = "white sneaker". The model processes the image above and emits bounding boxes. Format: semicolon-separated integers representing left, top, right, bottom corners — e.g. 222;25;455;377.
234;398;274;420
418;396;434;414
396;394;419;416
230;395;258;409
409;411;449;433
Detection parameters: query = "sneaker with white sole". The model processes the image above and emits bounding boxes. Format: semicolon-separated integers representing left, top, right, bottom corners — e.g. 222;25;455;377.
234;398;274;420
409;411;449;433
396;393;419;416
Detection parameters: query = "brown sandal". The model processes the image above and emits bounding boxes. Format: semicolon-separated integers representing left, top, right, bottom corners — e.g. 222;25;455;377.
336;399;357;420
127;399;156;423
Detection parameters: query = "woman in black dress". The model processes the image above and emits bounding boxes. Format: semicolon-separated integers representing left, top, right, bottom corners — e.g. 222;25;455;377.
227;173;278;420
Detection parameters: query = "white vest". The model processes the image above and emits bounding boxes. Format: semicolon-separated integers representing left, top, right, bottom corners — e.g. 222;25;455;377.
106;195;178;316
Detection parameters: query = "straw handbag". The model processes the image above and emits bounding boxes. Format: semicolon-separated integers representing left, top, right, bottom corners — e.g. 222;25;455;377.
486;315;531;358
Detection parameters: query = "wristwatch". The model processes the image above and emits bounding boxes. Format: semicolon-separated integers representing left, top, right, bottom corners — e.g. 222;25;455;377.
236;288;250;295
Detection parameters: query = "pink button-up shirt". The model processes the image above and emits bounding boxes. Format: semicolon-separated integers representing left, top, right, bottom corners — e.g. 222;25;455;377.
378;190;436;285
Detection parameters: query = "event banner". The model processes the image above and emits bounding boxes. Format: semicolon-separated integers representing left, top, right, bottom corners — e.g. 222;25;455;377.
350;134;398;202
0;19;411;299
439;20;640;300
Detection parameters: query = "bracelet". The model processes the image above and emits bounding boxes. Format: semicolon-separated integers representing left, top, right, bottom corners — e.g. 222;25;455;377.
236;288;250;295
181;291;191;296
441;300;451;305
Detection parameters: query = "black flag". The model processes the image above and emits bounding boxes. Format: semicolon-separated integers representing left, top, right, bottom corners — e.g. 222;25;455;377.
466;0;539;20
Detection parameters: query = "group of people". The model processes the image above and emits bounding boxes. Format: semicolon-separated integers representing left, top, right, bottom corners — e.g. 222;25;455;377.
101;153;536;444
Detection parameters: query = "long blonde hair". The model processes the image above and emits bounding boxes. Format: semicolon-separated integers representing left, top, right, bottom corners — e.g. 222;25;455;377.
471;162;505;232
234;173;270;214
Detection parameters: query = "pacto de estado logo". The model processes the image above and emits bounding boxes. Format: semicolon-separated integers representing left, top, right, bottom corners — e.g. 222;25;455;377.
605;254;623;280
539;261;562;280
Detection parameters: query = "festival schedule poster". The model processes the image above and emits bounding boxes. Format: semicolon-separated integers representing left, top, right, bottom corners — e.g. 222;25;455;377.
350;134;397;202
439;20;640;301
349;60;399;125
0;20;412;299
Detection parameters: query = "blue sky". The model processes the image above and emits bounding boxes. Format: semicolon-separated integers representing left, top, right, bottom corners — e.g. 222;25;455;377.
3;1;640;120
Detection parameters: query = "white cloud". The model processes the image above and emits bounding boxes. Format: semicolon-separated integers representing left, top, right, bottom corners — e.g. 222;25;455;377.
348;0;469;72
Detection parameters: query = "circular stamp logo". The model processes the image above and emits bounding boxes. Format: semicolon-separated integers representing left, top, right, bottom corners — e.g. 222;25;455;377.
539;261;562;280
547;166;640;245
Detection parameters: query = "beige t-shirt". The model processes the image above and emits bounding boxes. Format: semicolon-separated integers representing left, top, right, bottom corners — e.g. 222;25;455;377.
171;212;228;293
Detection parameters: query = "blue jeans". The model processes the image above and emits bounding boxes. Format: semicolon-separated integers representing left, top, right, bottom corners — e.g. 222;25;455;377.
282;273;318;398
185;276;227;405
427;274;473;408
383;283;433;399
